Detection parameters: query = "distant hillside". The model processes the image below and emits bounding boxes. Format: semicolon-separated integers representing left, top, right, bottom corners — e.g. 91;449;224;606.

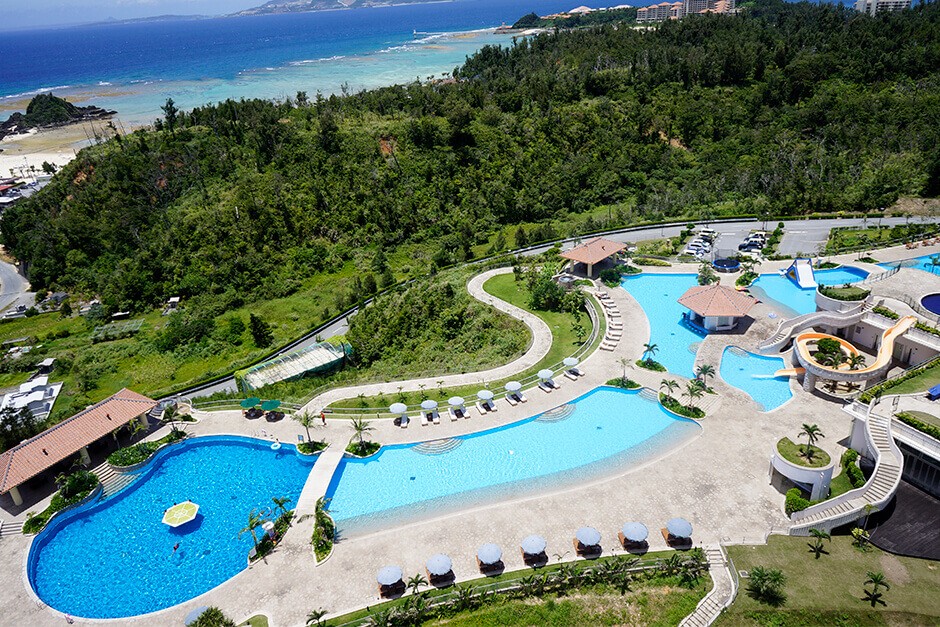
0;93;115;140
231;0;446;17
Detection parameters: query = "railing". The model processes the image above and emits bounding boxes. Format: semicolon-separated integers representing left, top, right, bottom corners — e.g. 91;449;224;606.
854;264;900;286
892;292;940;326
891;417;940;459
854;353;940;401
720;541;739;610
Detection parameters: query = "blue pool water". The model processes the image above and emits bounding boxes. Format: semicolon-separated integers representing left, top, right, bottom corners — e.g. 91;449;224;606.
28;436;314;619
880;253;940;275
620;274;703;376
750;267;870;317
719;348;793;412
326;387;700;535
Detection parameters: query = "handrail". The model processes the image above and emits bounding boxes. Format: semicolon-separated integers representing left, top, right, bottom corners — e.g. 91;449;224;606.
891;417;940;459
854;264;900;286
719;541;739;609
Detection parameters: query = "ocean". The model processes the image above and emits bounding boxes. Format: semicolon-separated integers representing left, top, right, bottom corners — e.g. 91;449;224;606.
0;0;579;126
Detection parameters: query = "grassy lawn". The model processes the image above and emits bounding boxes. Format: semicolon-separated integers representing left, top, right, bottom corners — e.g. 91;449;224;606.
717;535;940;626
237;615;268;627
326;273;598;413
828;467;855;498
882;367;940;396
776;438;831;468
900;410;940;430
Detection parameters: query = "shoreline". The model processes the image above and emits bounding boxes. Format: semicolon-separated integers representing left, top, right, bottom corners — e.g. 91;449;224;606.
0;121;116;177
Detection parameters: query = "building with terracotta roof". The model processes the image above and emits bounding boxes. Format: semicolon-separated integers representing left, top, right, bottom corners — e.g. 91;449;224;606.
677;283;756;332
559;237;628;277
0;388;157;506
636;0;734;22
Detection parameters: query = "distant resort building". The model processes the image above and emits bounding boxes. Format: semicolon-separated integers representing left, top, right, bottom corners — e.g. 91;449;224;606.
636;0;735;23
855;0;911;15
0;376;63;421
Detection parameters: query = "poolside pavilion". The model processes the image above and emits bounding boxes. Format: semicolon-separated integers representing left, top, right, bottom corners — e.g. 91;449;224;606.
0;388;157;506
677;283;756;332
559;237;627;277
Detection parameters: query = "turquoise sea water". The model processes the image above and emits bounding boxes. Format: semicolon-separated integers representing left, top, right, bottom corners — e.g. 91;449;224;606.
750;266;870;318
0;0;578;126
326;387;700;535
719;347;792;412
28;436;314;619
620;273;703;376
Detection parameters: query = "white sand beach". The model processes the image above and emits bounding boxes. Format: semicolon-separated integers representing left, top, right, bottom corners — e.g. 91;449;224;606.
0;122;113;179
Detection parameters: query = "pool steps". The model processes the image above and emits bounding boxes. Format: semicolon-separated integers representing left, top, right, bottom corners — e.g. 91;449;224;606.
412;439;463;455
93;463;140;500
535;404;576;423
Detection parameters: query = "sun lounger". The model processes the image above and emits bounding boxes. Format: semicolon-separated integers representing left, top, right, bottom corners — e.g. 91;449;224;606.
506;395;518;406
573;538;601;557
448;407;459;421
600;343;615;351
476;401;488;415
569;367;583;377
661;528;692;548
617;532;647;550
401;416;409;429
455;407;466;419
431;411;440;425
538;381;553;393
483;400;497;412
564;370;579;381
418;413;428;426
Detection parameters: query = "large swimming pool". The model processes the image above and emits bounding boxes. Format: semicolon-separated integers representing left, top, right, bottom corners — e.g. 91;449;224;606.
326;387;701;535
719;347;793;412
880;253;940;275
28;436;314;619
620;273;703;376
750;267;870;317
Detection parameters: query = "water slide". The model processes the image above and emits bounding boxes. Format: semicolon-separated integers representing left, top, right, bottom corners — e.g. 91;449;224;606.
774;316;917;377
786;258;817;289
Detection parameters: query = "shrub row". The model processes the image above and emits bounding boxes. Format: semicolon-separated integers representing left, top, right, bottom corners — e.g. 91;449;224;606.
914;321;940;338
840;449;865;489
23;471;100;534
859;356;940;402
818;285;871;301
871;306;899;320
785;488;820;515
107;429;187;467
633;257;671;267
896;412;940;442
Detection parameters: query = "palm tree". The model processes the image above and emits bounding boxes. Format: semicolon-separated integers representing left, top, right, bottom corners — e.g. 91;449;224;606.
272;496;292;520
745;565;787;605
349;416;374;454
863;571;890;607
800;424;824;461
306;608;328;626
848;354;867;370
406;573;428;596
642;342;659;364
807;528;830;559
660;379;679;400
238;508;264;552
292;410;317;442
695;364;715;387
684;382;703;411
862;503;878;533
619;357;630;383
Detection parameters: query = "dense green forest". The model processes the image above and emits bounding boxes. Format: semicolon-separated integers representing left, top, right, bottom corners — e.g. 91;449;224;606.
3;0;939;320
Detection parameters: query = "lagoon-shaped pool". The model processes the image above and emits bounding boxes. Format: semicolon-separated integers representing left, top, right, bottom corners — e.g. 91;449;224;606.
28;436;314;619
620;273;703;376
326;387;701;535
719;347;793;412
749;267;870;317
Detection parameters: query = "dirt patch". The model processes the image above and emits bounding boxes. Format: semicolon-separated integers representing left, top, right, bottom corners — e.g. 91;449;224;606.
890;197;940;216
880;552;911;585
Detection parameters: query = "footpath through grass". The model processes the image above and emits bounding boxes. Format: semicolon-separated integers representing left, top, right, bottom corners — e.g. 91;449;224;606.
717;535;940;627
326;272;597;413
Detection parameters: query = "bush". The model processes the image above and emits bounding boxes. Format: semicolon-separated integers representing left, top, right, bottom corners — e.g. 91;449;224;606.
345;441;381;456
298;440;328;454
659;393;705;420
23;470;100;534
621;264;641;274
895;412;940;442
633;257;671;267
736;271;758;287
107;429;186;467
606;377;640;389
636;359;667;372
785;488;815;515
818;285;870;301
599;268;622;286
860;356;940;402
190;607;235;627
872;306;899;320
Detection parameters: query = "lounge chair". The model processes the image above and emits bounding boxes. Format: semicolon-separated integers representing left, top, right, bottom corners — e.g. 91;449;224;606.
538;381;553;393
564;370;579;381
569;367;583;377
617;533;648;551
476;401;488;415
431;411;440;425
455;407;466;419
448;407;458;421
573;538;601;557
506;395;518;406
517;392;528;403
545;379;560;390
401;416;409;429
418;413;428;427
483;400;497;412
661;528;692;548
476;557;503;574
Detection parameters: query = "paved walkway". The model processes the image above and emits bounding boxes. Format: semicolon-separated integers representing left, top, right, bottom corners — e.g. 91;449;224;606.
6;249;940;626
298;267;554;415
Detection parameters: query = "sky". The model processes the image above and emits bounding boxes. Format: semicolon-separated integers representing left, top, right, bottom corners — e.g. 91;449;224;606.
4;0;260;31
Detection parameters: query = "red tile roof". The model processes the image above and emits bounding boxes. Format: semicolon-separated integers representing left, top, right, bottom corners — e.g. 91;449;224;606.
677;284;756;318
559;237;627;266
0;388;157;493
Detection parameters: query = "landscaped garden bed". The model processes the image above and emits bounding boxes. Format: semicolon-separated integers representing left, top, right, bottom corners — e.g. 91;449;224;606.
107;428;187;468
776;437;830;467
23;470;100;534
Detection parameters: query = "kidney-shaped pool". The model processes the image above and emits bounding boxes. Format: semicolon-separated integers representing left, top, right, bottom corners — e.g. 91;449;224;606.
28;436;314;619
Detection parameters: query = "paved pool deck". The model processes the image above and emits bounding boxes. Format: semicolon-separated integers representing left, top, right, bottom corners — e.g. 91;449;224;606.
3;246;940;626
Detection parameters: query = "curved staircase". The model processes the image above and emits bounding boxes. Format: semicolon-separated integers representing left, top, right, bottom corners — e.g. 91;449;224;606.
789;406;902;536
757;302;870;354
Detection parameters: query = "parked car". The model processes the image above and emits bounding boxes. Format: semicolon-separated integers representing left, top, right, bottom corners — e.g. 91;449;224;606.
681;248;706;258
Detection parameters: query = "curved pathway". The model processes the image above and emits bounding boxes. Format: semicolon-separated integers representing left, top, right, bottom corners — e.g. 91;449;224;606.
298;268;554;415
